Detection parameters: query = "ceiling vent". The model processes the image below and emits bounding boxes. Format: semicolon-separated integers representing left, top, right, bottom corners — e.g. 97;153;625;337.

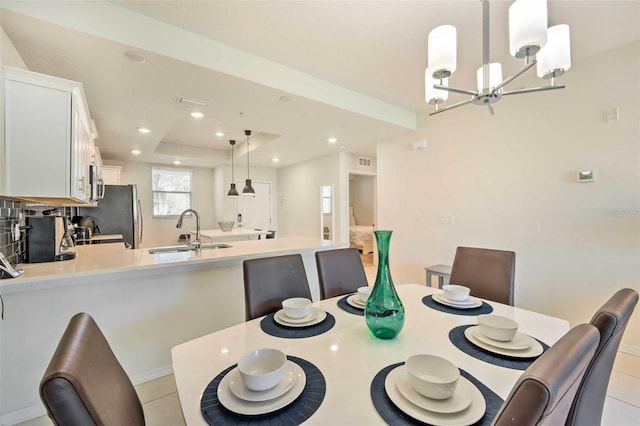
358;157;372;167
177;96;208;107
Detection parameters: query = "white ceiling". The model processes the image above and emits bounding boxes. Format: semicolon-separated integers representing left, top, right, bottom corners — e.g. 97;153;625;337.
1;1;638;169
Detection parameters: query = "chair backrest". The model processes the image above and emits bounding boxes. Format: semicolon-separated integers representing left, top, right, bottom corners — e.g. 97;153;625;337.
566;288;639;426
40;312;145;426
243;254;311;320
266;230;276;239
448;246;516;305
492;323;600;426
316;248;368;299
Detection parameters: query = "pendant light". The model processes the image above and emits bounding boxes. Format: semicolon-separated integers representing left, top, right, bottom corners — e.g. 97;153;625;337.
227;140;239;197
242;130;255;195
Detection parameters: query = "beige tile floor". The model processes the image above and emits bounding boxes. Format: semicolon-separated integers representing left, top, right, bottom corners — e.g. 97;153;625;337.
19;351;639;426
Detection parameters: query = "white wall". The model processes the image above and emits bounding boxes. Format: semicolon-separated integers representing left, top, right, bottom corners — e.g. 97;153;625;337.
277;153;348;242
377;42;640;351
349;174;376;226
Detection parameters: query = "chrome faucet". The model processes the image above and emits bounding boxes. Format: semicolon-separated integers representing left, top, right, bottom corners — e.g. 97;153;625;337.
176;209;201;252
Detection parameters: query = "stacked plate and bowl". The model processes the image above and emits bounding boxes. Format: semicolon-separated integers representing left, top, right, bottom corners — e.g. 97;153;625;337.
273;297;327;327
432;285;483;309
385;354;487;424
216;348;306;415
464;314;544;358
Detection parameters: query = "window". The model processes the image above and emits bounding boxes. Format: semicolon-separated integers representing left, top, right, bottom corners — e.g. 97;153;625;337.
322;185;332;214
152;167;192;216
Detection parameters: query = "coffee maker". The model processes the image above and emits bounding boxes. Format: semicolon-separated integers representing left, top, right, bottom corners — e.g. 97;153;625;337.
25;216;76;263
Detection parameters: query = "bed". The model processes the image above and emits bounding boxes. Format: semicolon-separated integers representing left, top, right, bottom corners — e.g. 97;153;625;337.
349;207;374;254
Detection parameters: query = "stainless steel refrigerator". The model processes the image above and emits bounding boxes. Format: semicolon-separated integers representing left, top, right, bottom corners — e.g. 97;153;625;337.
77;184;142;248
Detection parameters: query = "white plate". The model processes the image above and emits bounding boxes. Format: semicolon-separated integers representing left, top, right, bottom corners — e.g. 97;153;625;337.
469;326;534;351
274;308;327;327
437;293;479;306
433;294;482;309
385;365;486;425
346;294;366;309
394;366;472;414
464;327;544;358
217;361;306;415
275;307;319;324
228;361;299;402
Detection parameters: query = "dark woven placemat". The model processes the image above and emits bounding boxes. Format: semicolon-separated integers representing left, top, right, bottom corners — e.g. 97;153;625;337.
337;295;365;316
450;325;550;370
201;355;326;425
422;295;494;316
260;312;335;338
371;362;504;426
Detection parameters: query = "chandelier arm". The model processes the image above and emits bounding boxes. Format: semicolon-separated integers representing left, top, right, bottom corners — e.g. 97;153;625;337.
502;84;566;96
492;60;537;93
429;98;474;116
434;84;478;96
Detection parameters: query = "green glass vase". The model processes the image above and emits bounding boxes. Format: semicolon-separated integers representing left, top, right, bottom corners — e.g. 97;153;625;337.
365;230;405;339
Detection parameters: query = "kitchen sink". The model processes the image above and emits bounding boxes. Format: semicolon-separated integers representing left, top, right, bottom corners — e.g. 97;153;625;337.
148;243;232;254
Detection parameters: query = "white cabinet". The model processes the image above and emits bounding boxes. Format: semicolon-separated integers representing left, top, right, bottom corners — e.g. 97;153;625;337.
101;165;122;185
3;66;95;205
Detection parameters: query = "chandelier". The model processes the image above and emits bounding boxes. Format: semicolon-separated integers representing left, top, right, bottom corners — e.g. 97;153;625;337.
426;0;571;116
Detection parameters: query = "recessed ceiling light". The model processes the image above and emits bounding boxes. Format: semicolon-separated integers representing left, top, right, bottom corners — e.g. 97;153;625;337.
137;127;151;134
279;95;293;103
173;160;182;165
124;51;147;63
215;131;224;137
328;138;337;144
190;111;204;118
131;149;142;155
272;157;280;163
339;145;348;150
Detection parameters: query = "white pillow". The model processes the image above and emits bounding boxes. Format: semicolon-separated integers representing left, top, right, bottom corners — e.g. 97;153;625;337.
349;216;356;226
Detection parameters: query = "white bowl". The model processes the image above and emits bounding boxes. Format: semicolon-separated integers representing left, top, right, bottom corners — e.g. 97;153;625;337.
442;284;470;302
238;348;287;391
357;286;372;303
477;314;519;342
405;354;459;400
281;297;312;319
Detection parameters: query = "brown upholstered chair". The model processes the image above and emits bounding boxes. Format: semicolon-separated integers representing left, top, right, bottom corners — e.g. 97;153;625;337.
492;323;600;426
243;254;312;320
448;246;516;305
40;312;145;426
316;248;368;299
566;288;639;426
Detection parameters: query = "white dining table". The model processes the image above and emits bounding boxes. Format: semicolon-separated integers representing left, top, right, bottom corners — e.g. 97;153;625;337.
171;283;569;425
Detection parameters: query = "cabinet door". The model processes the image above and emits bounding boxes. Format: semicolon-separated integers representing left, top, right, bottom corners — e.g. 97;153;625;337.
4;80;71;198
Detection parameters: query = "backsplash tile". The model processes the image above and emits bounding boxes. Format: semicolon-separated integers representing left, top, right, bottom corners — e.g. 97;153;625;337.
0;197;24;278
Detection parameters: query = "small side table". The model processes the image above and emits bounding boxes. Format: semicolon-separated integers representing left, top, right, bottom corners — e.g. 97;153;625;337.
424;264;452;288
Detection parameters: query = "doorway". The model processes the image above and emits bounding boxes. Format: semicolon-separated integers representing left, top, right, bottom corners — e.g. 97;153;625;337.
236;180;272;232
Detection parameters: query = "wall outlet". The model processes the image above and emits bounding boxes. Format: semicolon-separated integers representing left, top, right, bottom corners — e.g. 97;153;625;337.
440;214;455;224
606;107;619;122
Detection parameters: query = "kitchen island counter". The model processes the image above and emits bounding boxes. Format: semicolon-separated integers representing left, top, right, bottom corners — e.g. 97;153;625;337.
1;237;343;295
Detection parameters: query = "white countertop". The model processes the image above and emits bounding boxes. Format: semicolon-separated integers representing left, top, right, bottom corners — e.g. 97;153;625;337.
0;237;344;295
196;228;269;240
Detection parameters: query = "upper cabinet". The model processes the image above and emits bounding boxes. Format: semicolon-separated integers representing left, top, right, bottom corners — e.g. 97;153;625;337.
2;66;96;205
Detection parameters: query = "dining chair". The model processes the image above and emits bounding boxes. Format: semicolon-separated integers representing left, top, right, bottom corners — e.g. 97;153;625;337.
243;254;311;320
266;230;276;239
492;323;600;426
448;246;516;305
566;288;639;426
39;312;145;426
315;248;368;299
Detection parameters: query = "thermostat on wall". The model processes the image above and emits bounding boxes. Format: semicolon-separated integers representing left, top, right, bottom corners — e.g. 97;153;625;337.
577;170;596;182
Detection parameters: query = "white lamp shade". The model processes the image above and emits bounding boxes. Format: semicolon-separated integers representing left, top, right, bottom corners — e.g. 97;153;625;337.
425;69;449;104
509;0;548;57
428;25;457;76
476;63;503;91
537;24;571;78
